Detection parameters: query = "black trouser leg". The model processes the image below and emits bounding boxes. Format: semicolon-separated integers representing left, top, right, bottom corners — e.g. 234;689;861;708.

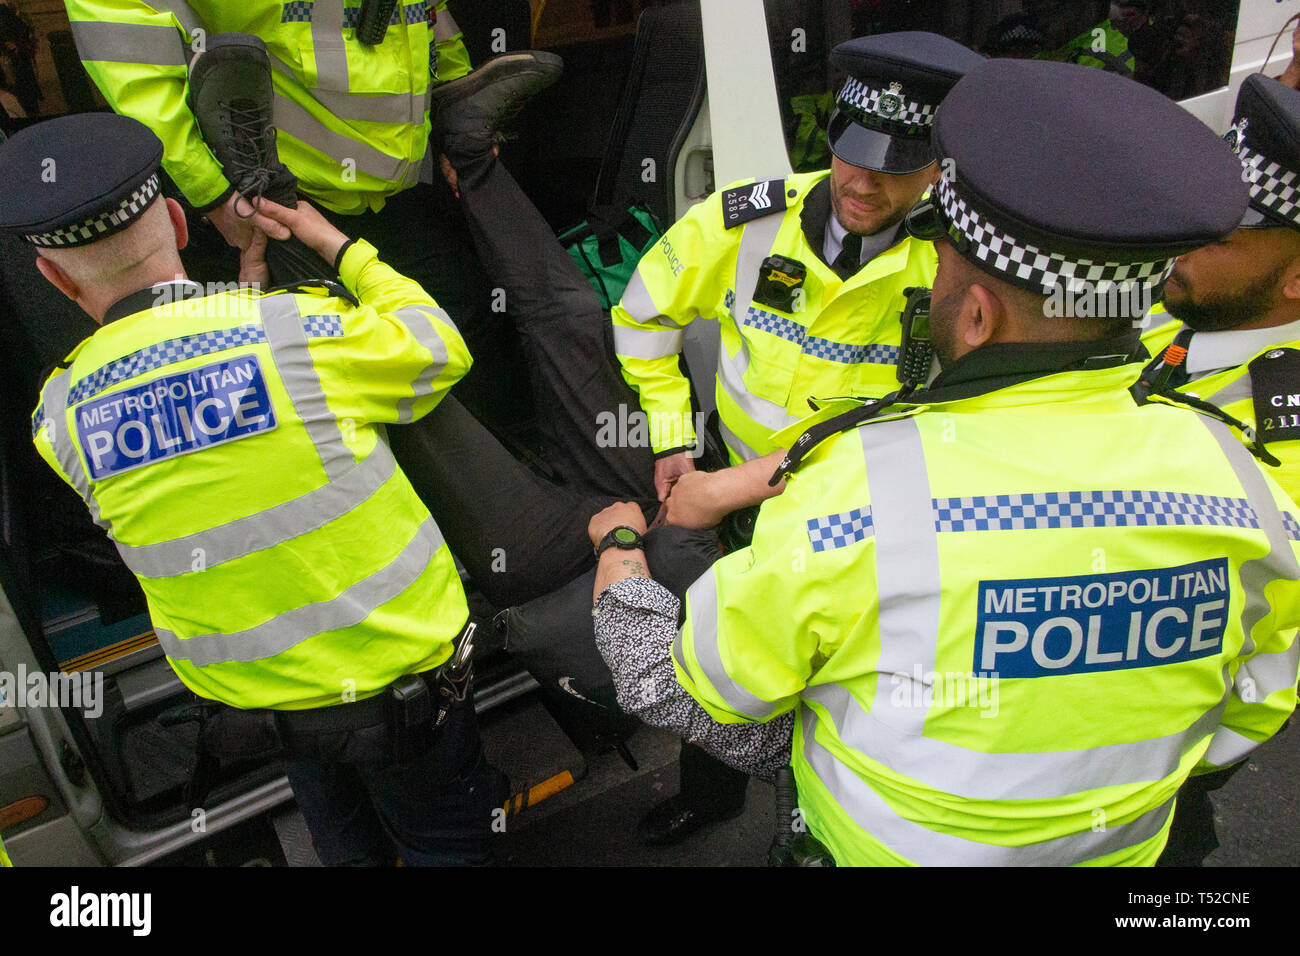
387;395;627;609
1156;763;1243;866
455;155;657;502
321;184;530;434
678;741;751;813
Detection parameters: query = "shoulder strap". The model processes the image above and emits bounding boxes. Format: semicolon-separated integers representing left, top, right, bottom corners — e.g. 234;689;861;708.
721;179;788;230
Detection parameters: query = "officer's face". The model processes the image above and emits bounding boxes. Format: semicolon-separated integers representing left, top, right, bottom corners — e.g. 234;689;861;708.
1162;228;1300;332
1110;3;1147;35
829;157;938;237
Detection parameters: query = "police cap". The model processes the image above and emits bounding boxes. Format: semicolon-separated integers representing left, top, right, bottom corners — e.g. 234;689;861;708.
827;32;984;175
0;113;164;248
907;59;1247;300
1225;74;1300;232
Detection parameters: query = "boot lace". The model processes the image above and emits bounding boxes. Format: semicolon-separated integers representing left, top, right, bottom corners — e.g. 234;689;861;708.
221;98;279;217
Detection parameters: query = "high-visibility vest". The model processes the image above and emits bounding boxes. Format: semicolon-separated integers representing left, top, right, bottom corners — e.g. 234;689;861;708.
611;171;937;461
0;834;11;867
672;361;1300;865
65;0;472;214
1038;20;1135;76
1142;312;1300;506
32;240;472;710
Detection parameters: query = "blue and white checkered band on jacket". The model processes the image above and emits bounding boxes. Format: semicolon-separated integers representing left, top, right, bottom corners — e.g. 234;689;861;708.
26;173;162;248
836;77;935;136
1238;145;1300;229
933;176;1177;300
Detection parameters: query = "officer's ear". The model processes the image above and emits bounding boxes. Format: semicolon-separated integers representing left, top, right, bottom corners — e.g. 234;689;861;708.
957;280;1002;350
164;197;189;253
34;252;81;304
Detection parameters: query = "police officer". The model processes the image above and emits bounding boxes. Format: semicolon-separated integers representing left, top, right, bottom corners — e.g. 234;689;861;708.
1139;75;1300;506
64;0;474;240
3;113;501;866
608;32;983;844
615;33;982;513
61;0;558;415
589;58;1300;865
1135;73;1300;866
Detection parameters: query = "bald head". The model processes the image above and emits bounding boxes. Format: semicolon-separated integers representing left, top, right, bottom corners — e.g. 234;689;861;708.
35;196;189;323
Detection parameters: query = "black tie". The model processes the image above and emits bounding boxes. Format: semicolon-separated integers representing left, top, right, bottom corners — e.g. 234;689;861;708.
832;232;862;280
1137;325;1195;393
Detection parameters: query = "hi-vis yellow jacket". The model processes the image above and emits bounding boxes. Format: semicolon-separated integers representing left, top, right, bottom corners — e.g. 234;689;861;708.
0;834;11;867
611;171;937;461
64;0;472;214
672;361;1300;865
1142;310;1300;506
32;240;471;710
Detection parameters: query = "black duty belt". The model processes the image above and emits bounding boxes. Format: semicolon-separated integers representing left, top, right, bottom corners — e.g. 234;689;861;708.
163;620;477;808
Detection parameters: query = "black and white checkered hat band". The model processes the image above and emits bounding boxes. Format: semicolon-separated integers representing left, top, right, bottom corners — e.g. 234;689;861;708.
934;177;1176;296
27;173;162;248
1239;146;1300;228
837;77;935;129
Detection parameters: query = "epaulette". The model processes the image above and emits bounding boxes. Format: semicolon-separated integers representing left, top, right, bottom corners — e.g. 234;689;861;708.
263;279;359;307
1250;346;1300;446
721;179;790;229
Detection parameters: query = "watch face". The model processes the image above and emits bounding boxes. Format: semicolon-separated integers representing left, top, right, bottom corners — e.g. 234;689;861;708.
613;527;639;545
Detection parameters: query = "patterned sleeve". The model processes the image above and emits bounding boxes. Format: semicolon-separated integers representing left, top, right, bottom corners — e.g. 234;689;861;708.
592;576;793;782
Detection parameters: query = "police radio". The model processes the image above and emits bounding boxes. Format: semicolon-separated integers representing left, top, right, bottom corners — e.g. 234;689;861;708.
356;0;400;44
897;286;934;389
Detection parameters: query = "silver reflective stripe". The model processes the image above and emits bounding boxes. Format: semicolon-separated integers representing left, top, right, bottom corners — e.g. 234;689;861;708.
613;324;684;360
716;335;798;433
677;565;784;719
70;20;185;66
273;94;406;181
717;416;762;463
732;207;785;317
392;306;452;424
861;418;939;737
155;516;446;666
804;681;1225;800
1201;726;1259;767
258;295;354;481
714;204;798;437
150;0;204;36
433;7;460;43
1200;416;1300;699
1205;375;1254;408
40;372;111;531
1238;646;1300;700
618;270;667;324
115;444;397;578
310;0;349;92
270;56;417;125
800;706;1175;865
799;417;1229;799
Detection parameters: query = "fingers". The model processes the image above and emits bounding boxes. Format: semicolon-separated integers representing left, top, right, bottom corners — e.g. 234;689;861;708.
243;198;294;239
649;503;668;530
238;229;269;286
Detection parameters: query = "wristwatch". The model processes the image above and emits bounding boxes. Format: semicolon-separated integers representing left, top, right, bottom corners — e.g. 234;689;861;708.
594;525;645;557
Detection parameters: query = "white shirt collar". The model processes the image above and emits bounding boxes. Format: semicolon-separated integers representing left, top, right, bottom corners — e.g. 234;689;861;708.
1184;318;1300;375
823;213;902;273
824;213;849;266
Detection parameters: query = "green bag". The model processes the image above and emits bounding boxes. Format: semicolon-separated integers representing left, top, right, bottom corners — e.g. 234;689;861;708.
560;203;662;310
